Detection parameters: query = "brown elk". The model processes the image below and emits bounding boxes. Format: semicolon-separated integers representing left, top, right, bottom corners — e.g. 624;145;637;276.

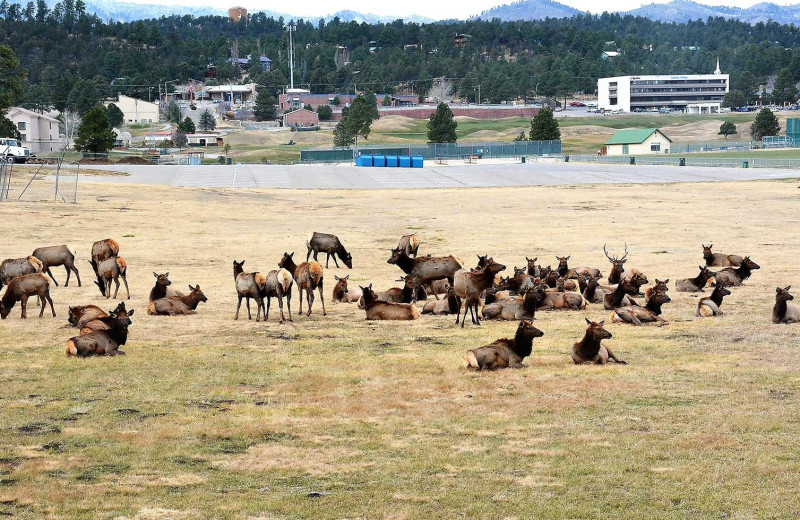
387;248;462;303
602;279;638;310
773;286;800;324
675;266;715;292
572;318;627;365
696;283;732;317
68;305;107;328
604;244;629;284
556;255;602;280
582;275;607;304
32;245;81;287
397;234;421;258
233;260;266;321
539;286;587;311
260;268;294;322
702;244;743;267
66;305;133;357
526;256;539;277
279;252;326;317
0;273;55;319
148;285;208;316
0;256;43;292
645;279;670;300
92;257;130;299
466;320;544;370
359;284;420;320
507;266;536;294
453;258;507;327
149;272;172;301
91;238;119;270
422;284;462;315
306;232;352;269
332;275;363;303
712;257;760;287
358;276;426;307
611;289;671;325
80;302;127;333
481;287;541;320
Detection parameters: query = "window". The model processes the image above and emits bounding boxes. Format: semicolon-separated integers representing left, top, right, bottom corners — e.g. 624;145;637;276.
17;122;26;131
610;97;617;105
651;143;661;152
20;133;26;142
622;144;629;154
328;97;334;105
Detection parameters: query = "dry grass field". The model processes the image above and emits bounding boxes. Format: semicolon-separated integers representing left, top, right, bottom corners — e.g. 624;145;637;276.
1;176;800;519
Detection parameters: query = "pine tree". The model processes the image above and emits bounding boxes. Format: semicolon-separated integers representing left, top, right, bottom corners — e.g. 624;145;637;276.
718;121;737;140
199;109;216;131
750;108;780;141
333;95;374;146
772;68;798;104
253;95;276;121
529;107;561;141
178;116;195;134
426;102;458;143
74;104;116;153
382;94;392;106
106;103;124;128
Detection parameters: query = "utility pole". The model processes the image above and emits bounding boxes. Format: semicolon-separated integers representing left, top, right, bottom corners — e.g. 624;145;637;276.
286;23;295;90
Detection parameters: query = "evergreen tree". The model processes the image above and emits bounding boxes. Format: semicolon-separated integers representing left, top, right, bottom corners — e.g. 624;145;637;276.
74;104;116;153
178;116;195;134
718;121;737;140
723;90;746;108
382;94;392;106
317;104;332;121
333;95;374;146
106;103;124;128
199;109;216;131
426;102;458;143
529;107;561;141
0;116;20;140
772;68;798;104
253;95;276;121
0;45;24;111
167;101;181;123
750;108;780;140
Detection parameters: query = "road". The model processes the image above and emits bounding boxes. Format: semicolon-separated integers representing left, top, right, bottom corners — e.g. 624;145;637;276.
72;162;800;190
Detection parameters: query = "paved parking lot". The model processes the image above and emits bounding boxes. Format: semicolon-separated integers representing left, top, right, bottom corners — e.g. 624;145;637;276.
75;162;800;189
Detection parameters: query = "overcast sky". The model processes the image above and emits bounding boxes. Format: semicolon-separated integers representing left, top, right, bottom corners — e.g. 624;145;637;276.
147;0;800;20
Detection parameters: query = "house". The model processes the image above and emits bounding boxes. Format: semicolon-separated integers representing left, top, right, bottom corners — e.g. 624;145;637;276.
282;108;319;129
6;107;61;153
601;128;672;156
143;131;172;146
229;6;247;22
107;95;159;124
258;56;271;71
454;33;471;47
601;51;620;60
204;84;255;105
187;133;223;146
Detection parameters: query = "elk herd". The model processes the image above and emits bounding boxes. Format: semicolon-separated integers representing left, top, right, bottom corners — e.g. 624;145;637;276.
1;233;797;369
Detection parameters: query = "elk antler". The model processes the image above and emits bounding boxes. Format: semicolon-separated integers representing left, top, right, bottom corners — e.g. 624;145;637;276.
620;242;629;261
603;243;615;262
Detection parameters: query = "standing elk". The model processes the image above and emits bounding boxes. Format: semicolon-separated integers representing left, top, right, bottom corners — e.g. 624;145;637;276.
68;305;107;328
279;252;326;317
66;305;133;357
466;320;544;370
0;256;43;292
611;289;671;325
453;258;506;327
260;268;294;323
306;232;352;269
702;244;743;267
332;275;362;304
397;234;421;258
422;284;462;316
233;260;266;321
0;273;55;319
91;239;119;269
773;286;800;324
696;283;732;317
359;284;420;320
92;257;130;299
148;285;208;316
387;248;462;303
32;245;81;287
675;266;715;293
712;257;760;287
572;318;627;365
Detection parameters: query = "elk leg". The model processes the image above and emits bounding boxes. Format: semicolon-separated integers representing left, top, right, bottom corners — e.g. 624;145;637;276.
105;278;112;298
64;265;72;286
246;297;252;320
332;255;340;268
121;275;130;300
112;277;120;299
72;265;81;287
21;294;28;319
306;248;312;262
429;283;439;300
319;282;326;316
298;288;303;314
255;296;263;322
473;300;481;325
276;287;285;323
603;345;627;365
285;285;293;322
460;298;470;328
265;295;271;321
45;290;55;317
235;294;243;320
44;266;59;286
306;288;313;317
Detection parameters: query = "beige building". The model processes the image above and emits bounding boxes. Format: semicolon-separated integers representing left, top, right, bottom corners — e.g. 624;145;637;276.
602;128;672;156
107;95;159;124
6;107;61;153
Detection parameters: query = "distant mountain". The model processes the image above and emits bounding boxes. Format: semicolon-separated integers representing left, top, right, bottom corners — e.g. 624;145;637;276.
624;0;800;24
475;0;582;21
328;10;434;24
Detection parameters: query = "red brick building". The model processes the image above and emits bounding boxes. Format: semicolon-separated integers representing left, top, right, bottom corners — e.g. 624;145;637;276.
282;108;319;129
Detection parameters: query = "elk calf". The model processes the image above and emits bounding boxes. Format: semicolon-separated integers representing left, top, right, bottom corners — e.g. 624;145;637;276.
696;283;732;317
148;285;208;316
332;275;363;304
466;320;544;370
306;232;353;269
359;284;420;320
0;273;55;319
572;318;626;365
675;266;715;292
422;285;462;315
0;256;43;292
66;306;133;357
32;245;81;287
773;286;800;324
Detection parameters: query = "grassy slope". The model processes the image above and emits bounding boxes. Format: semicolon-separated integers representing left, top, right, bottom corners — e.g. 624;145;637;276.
1;178;800;518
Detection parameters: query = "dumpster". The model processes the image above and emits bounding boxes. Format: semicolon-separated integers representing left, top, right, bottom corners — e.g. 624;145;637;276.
398;155;411;168
629;157;636;165
411;156;424;168
227;157;233;165
564;155;570;162
373;155;387;167
742;160;749;168
679;157;686;166
356;154;373;167
386;155;399;167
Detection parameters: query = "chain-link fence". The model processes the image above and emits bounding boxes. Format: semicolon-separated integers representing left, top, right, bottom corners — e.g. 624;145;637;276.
300;140;562;164
565;154;800;169
0;160;79;203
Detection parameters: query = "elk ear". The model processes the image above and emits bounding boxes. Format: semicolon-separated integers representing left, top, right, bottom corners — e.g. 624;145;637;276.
189;285;194;291
598;320;605;326
128;309;135;317
240;260;245;265
165;272;169;277
334;275;340;280
345;275;349;280
786;285;792;291
368;283;373;290
566;255;570;260
663;279;669;283
585;317;592;325
153;272;158;278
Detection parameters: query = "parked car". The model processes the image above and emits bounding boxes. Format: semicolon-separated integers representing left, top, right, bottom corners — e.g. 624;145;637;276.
569;101;586;107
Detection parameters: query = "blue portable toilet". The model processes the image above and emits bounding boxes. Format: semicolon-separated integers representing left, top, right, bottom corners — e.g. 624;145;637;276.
386;155;399;167
411;156;424;168
398;155;411;168
356;154;373;167
373;155;387;167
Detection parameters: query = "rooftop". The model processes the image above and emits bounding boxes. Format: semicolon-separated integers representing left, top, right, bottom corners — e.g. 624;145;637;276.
605;128;672;145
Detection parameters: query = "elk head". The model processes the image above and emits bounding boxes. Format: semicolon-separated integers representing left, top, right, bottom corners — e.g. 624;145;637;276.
387;248;405;265
742;256;760;271
189;285;207;302
556;255;570;276
233;260;245;277
278;252;295;270
776;286;794;303
585;317;612;341
519;319;545;340
702;244;714;262
153;272;171;288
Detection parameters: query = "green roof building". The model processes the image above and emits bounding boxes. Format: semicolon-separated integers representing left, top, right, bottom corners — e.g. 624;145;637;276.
602;128;672;156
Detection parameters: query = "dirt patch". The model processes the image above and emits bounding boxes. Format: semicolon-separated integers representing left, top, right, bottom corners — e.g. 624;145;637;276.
115;156;151;165
213;444;366;476
78;157;112;165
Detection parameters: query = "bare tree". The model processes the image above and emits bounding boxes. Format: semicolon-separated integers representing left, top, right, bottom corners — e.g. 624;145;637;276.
58;110;81;147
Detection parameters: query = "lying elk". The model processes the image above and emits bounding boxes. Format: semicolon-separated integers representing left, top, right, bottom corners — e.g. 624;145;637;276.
539;284;587;311
332;275;362;304
702;244;743;267
149;272;172;301
233;260;266;321
481;287;541;321
675;266;715;293
603;243;644;285
81;302;127;333
466;320;544;370
582;275;607;305
66;305;133;357
422;284;462;316
91;238;120;271
645;279;670;300
773;286;800;324
696;283;732;317
611;289;671;325
387;248;462;303
32;245;81;287
572;318;627;365
260;268;294;323
556;255;602;280
603;279;639;310
0;256;43;292
712;257;760;287
279;252;326;317
359;284;420;320
0;273;55;319
359;276;426;307
68;305;107;328
306;232;352;269
91;257;130;299
526;257;539;277
397;234;420;258
453;258;506;327
148;285;208;316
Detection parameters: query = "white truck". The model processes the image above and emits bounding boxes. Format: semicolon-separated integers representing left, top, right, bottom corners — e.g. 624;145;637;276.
0;137;31;164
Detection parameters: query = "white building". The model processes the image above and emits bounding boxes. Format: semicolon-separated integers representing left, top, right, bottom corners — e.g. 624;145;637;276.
6;107;62;153
602;128;672;156
597;61;728;113
203;84;256;105
106;95;159;124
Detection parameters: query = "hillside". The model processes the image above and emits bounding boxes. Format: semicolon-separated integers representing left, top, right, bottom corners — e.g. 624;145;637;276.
626;0;800;24
475;0;582;21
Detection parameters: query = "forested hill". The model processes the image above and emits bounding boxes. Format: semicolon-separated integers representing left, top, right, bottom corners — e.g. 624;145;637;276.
3;0;800;113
